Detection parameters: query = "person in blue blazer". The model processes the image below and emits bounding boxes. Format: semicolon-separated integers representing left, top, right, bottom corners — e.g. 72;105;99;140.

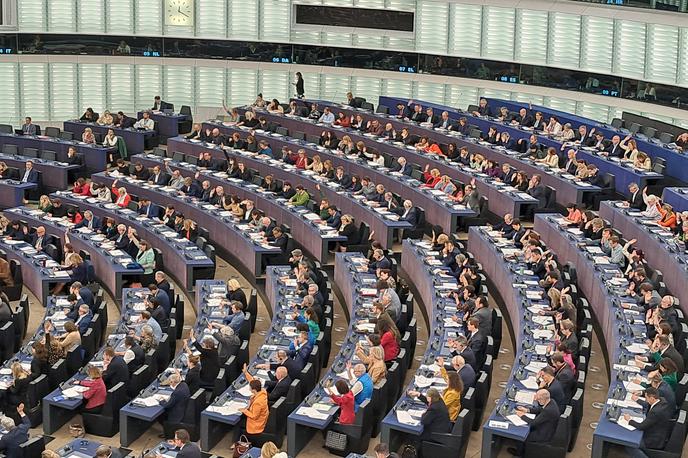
0;403;30;457
20;161;39;184
73;211;101;231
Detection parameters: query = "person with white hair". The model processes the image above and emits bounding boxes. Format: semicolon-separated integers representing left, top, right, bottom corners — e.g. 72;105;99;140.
0;403;29;456
347;363;373;411
507;389;560;455
211;324;241;364
399;199;420;227
641;187;662;219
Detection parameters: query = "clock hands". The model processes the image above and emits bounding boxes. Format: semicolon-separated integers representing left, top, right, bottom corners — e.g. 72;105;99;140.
176;6;190;18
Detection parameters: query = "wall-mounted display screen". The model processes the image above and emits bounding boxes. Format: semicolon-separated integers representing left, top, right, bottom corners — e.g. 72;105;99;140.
295;5;414;32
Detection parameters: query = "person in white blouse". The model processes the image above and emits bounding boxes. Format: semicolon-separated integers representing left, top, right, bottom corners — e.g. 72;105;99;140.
544;116;562;136
103;129;118;148
557;123;576;142
134;112;154;130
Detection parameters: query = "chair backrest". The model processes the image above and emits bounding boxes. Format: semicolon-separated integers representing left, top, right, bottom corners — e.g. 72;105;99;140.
658;132;674;144
361;101;374;111
376;105;390;115
610;118;624;129
19;435;45;457
172;151;185;162
628;122;641;134
45;126;60;138
186;155;198;165
664;410;687;453
22;147;38;158
276;126;289;136
60;131;74;140
0;124;13;134
640;126;657;138
180;105;192;116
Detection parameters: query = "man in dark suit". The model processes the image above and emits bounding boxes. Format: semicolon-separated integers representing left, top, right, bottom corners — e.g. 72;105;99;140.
138;199;158;218
466;317;487;369
0;403;30;457
152;96;172;111
498;163;516;183
102;346;129;388
115;111;136;129
440;354;476;388
563;149;578;175
263;366;292;405
627;183;644;210
268;226;288;254
74;211;101;231
418;388;451;443
576;125;594;145
511;108;534;127
527;175;548;209
168;429;201;458
603;135;623;157
109;224;130;250
399;200;420;227
539;366;566;413
508;389;560;456
552;352;575;403
588;131;608;150
517;134;543;158
162;373;190;424
155;271;173;305
391;157;413;176
122;336;145;376
70;282;94;309
149;284;172;317
527;248;547;280
434;111;456;130
148;165;169;186
471;98;491;117
20;161;39;184
325;206;342;228
623;387;672;457
332;168;352;188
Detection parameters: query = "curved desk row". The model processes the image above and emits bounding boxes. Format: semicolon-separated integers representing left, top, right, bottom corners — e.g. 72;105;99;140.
286;253;378;457
4;207;143;303
469;226;573;457
212;118;475;233
91;172;278;278
200;266;312;451
534;214;650;457
377;96;664;194
599;200;688;315
662;187;688;213
220;113;538;220
119;280;223;446
55;438;132;458
42;288;139;434
0;132;110;175
0;235;57;304
167;136;412;249
53;191;215;293
63;121;157;156
133;154;347;265
0;152;81;192
291;99;600;208
487;98;687;183
380;239;468;451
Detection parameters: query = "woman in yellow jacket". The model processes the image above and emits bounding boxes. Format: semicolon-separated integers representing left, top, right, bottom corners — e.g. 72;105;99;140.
236;379;269;443
408;369;463;422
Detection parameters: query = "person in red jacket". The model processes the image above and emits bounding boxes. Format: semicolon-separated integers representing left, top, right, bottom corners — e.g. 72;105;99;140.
378;320;400;363
73;178;91;196
328;380;355;424
421;165;441;188
75;365;107;414
111;180;132;208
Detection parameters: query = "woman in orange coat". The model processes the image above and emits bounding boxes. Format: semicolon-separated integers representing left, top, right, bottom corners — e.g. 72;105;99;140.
657;203;677;230
235;378;269;444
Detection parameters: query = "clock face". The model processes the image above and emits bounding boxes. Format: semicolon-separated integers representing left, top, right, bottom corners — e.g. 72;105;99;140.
166;0;194;26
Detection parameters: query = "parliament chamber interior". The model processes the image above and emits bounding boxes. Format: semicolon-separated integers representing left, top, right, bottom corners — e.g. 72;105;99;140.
1;0;688;457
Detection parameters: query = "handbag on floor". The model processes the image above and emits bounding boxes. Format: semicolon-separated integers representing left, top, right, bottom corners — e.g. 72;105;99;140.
69;423;85;438
325;430;348;452
232;434;251;458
